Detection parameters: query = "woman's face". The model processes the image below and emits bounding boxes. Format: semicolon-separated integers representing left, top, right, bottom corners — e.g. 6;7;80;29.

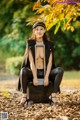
33;26;45;39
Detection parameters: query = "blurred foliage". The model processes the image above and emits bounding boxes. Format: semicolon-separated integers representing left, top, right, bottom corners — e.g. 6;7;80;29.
0;0;34;60
0;0;80;71
0;22;30;57
29;0;80;34
49;21;80;70
0;0;34;35
6;56;23;75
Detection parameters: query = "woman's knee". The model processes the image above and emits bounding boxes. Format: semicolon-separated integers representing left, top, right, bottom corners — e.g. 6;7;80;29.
51;67;64;75
20;67;29;76
57;67;64;74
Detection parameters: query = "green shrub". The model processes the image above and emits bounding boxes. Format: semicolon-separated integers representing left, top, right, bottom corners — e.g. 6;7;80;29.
6;56;23;75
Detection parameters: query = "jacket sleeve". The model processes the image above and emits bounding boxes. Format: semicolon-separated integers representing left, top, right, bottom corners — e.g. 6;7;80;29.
21;40;35;68
21;43;29;68
50;43;56;68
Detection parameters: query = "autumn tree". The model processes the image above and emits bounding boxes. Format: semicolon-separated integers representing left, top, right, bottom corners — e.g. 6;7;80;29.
29;0;80;34
28;0;80;70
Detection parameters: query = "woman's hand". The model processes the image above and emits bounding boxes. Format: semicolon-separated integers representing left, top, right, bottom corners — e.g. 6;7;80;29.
44;76;49;86
33;78;38;86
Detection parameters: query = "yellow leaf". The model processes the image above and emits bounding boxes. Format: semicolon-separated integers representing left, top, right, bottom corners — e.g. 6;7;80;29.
33;1;41;10
66;26;71;30
49;0;56;5
66;25;74;32
71;26;74;32
2;91;10;98
46;22;54;30
36;7;46;14
65;18;72;27
59;13;64;19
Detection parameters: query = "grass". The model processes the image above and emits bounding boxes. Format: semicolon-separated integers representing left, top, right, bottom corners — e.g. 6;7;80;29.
61;70;80;89
63;70;80;80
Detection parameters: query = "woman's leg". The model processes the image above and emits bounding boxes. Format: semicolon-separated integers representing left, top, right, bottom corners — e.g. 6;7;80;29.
49;67;64;93
49;67;64;103
20;67;33;93
19;67;33;105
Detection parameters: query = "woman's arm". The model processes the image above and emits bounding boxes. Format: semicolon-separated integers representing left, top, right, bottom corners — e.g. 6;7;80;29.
28;50;38;86
44;52;52;86
45;52;52;77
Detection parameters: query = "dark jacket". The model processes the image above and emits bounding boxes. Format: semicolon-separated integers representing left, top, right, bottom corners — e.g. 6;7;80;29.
17;39;56;91
21;39;55;69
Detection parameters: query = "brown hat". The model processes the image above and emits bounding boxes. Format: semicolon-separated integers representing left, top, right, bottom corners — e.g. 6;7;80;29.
32;22;46;29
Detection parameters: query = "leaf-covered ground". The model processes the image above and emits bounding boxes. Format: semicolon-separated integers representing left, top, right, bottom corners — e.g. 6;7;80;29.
0;89;80;120
0;69;80;120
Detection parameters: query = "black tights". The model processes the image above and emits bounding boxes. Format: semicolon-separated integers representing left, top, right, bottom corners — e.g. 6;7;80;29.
19;67;64;93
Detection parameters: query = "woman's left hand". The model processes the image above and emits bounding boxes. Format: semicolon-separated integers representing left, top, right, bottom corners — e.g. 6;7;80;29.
44;76;49;86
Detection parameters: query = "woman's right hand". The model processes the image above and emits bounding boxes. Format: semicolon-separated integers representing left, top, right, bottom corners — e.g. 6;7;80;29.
33;78;38;86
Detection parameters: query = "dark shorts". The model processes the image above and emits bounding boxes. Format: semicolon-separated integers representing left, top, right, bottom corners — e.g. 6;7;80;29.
37;69;44;78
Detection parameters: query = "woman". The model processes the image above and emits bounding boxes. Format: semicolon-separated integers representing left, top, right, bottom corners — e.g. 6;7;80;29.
17;21;64;106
